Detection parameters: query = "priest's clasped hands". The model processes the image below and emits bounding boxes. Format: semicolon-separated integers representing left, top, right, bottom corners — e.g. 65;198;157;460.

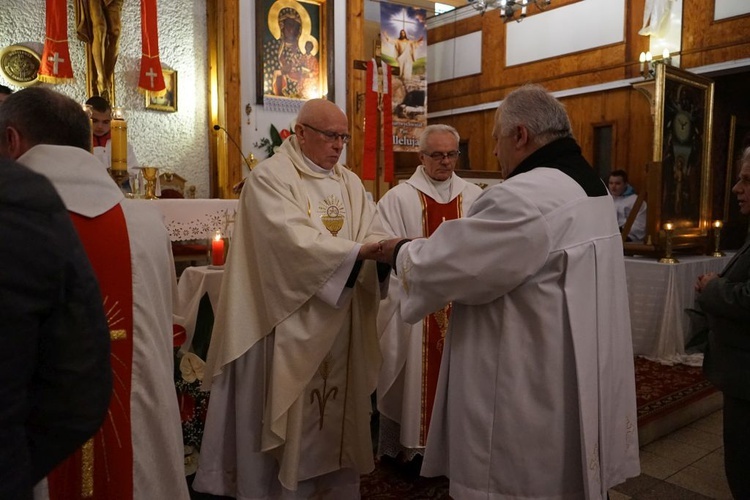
358;238;411;266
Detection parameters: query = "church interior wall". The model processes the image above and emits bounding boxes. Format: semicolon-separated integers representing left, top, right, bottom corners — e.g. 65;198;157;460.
0;0;211;197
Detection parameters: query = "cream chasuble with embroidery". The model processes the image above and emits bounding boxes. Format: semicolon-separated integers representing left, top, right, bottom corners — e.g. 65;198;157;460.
196;137;389;498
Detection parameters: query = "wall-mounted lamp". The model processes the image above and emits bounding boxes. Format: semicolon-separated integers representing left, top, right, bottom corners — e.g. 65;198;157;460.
639;49;671;79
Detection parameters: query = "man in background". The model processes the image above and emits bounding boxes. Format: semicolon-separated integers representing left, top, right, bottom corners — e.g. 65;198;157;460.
195;98;389;498
0;157;111;499
86;95;139;174
609;169;647;242
375;124;482;468
0;87;188;500
694;146;750;499
378;84;640;499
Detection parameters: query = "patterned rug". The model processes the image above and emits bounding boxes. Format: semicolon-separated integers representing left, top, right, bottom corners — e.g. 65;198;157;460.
633;356;717;427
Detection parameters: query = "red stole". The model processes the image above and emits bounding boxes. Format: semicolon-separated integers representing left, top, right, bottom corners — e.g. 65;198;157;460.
48;205;134;499
418;191;463;445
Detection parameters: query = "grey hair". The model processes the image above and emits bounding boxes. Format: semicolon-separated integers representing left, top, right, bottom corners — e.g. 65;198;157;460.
418;124;460;151
741;146;750;166
494;84;573;147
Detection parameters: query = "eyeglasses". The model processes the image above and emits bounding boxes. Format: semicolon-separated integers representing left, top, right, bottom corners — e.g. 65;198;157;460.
301;123;351;144
422;150;460;161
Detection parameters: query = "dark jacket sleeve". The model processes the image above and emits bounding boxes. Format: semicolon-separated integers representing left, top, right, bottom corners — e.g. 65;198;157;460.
0;161;112;497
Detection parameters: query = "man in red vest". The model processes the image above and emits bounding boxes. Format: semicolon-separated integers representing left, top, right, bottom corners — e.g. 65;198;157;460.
0;87;189;500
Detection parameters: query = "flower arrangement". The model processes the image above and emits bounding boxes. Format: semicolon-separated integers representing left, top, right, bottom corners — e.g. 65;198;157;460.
254;124;294;158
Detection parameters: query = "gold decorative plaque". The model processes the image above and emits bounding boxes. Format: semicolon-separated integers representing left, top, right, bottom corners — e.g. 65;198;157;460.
0;45;40;87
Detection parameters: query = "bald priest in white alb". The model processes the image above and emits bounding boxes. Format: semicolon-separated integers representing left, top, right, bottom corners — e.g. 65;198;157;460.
194;99;390;499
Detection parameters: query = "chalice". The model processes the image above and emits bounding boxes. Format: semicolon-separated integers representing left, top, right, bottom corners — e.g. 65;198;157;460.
141;166;159;200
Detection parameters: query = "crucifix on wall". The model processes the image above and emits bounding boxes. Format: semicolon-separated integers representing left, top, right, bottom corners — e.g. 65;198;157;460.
75;0;125;102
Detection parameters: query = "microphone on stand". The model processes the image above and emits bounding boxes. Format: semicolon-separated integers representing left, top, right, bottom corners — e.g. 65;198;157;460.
213;124;255;171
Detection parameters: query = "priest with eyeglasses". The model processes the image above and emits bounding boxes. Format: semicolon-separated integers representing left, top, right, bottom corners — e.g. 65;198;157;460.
195;98;391;499
374;124;482;470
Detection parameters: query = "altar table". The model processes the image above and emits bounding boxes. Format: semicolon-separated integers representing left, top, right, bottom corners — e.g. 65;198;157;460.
148;198;238;242
624;253;734;365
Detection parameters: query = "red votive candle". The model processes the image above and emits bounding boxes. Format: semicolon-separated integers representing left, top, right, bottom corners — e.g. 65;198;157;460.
211;232;225;266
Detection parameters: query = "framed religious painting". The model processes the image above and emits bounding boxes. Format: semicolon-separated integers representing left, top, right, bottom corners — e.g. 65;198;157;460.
255;0;334;113
636;64;714;251
145;69;177;112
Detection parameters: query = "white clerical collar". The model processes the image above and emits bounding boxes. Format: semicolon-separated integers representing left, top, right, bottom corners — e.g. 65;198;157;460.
424;168;453;203
302;153;334;175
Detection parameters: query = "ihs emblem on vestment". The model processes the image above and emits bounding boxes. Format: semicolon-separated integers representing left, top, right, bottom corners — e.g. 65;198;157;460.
318;195;346;237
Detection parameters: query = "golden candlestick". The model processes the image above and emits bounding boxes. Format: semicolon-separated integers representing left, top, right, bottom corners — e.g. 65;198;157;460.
659;222;679;264
141;166;159;200
712;220;725;257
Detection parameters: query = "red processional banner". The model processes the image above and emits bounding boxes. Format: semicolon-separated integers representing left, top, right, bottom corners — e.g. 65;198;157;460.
38;0;75;83
138;0;166;94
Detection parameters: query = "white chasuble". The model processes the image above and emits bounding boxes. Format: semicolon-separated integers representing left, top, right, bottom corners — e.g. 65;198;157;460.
195;137;389;499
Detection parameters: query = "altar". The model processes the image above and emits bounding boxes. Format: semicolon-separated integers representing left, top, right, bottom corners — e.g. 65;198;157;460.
148;198;238;241
624;253;734;365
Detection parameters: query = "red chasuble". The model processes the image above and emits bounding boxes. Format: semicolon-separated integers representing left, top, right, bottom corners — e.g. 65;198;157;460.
47;206;134;499
418;191;463;445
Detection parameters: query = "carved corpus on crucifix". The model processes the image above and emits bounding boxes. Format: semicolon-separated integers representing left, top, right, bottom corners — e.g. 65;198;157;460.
75;0;124;102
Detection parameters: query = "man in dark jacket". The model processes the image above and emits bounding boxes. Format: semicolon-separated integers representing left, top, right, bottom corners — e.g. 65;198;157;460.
0;158;111;498
695;145;750;499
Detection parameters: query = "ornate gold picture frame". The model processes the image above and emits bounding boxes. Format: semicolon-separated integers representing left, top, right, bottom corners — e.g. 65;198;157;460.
145;69;177;112
255;0;334;105
642;64;715;250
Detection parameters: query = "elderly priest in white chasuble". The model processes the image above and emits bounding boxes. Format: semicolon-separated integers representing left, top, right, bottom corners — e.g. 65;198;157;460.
194;99;391;498
378;84;640;500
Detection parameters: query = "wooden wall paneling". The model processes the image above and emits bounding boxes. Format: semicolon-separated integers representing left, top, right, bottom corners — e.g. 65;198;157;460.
346;0;366;180
680;0;750;68
208;0;242;199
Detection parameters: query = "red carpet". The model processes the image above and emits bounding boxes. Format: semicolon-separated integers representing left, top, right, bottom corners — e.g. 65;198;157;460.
633;356;718;427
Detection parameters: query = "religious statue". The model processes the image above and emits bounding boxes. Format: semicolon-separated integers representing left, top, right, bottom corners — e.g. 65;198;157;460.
75;0;124;102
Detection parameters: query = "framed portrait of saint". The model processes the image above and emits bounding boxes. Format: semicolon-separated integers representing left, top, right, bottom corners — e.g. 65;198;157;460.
145;69;177;112
255;0;334;111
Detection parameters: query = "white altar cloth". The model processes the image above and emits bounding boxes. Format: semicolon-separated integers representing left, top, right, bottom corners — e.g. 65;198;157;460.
624;253;734;365
148;199;238;242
